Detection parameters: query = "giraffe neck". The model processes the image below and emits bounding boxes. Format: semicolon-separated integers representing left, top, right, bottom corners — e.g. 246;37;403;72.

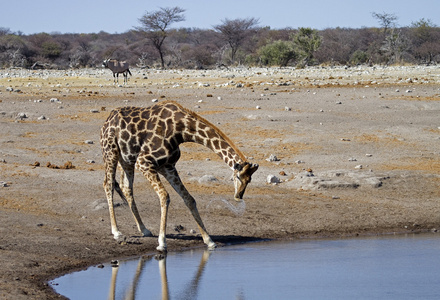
182;117;246;169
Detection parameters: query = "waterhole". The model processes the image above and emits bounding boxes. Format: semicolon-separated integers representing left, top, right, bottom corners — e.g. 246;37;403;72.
51;233;440;299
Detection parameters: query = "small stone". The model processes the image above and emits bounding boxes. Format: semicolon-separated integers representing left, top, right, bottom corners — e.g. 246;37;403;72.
355;165;363;169
279;171;286;176
37;115;46;120
85;140;94;144
50;98;60;103
6;87;13;92
87;160;95;164
217;96;222;100
266;154;280;162
284;106;291;111
256;106;261;109
365;154;373;157
267;175;280;184
152;99;158;103
198;175;218;183
348;158;357;161
90;109;99;113
16;112;27;120
295;160;305;164
0;181;8;187
190;229;197;234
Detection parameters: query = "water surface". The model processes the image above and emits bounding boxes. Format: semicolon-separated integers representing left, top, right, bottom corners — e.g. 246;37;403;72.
51;233;440;299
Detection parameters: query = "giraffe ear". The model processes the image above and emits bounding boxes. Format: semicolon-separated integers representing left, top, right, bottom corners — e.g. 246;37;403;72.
234;163;243;171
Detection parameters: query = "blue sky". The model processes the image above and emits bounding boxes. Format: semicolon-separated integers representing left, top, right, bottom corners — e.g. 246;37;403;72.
2;0;439;34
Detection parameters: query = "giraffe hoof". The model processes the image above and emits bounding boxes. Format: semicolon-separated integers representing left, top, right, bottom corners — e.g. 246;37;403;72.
207;242;217;250
141;228;153;237
156;245;167;252
113;231;123;240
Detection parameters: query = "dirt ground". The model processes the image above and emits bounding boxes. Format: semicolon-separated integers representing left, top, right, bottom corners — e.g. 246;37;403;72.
1;65;440;299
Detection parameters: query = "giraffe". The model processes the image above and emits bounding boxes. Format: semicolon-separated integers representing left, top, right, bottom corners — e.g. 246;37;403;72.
100;101;259;252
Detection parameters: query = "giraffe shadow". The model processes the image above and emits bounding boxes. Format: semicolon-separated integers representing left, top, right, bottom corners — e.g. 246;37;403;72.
166;234;268;245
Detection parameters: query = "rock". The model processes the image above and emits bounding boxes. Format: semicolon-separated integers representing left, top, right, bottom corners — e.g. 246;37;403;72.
0;181;8;187
16;112;27;120
90;109;99;113
284;106;291;111
198;175;218;184
50;98;61;103
152;99;158;102
84;140;94;144
355;165;363;169
37;115;46;120
267;175;281;184
266;154;280;162
256;105;261;109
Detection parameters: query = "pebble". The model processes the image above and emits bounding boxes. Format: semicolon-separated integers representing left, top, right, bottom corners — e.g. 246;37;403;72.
267;174;281;184
50;98;61;103
37;115;46;120
0;181;8;187
84;140;94;144
355;165;363;169
152;99;158;102
284;106;291;111
90;109;99;113
256;105;261;109
266;154;280;162
198;175;218;183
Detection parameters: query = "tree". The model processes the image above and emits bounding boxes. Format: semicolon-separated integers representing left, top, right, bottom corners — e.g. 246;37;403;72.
214;17;259;64
292;27;321;66
410;18;440;64
372;12;398;35
137;7;185;68
258;40;296;66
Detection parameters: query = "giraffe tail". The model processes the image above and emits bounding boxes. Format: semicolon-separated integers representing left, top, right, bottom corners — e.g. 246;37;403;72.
114;180;129;205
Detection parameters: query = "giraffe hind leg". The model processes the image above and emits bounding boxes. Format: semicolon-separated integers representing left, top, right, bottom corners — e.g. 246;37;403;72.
119;163;153;237
103;160;123;240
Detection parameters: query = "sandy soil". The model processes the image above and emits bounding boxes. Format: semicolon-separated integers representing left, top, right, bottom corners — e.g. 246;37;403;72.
1;65;440;299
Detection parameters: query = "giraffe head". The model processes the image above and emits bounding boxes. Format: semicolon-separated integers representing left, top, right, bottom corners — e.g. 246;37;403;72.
233;162;259;201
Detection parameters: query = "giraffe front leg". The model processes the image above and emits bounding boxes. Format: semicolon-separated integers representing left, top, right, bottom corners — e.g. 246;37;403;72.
139;164;170;252
163;167;216;250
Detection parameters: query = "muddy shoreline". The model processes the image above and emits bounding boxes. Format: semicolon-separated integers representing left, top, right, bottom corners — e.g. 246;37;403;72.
1;66;439;299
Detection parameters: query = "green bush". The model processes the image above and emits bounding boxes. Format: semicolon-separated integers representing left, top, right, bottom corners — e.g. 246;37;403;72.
258;40;296;66
350;50;369;65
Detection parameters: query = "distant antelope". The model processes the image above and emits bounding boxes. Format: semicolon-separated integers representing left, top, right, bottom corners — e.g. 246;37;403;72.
102;59;132;85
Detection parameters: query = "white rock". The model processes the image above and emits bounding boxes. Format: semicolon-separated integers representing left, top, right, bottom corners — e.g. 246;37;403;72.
267;175;281;184
152;99;158;102
198;175;218;184
266;154;280;162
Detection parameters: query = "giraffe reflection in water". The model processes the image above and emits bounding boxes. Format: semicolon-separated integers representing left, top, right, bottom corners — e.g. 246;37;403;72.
107;250;212;300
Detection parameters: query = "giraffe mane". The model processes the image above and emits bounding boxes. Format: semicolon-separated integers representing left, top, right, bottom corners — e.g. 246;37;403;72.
166;101;247;162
